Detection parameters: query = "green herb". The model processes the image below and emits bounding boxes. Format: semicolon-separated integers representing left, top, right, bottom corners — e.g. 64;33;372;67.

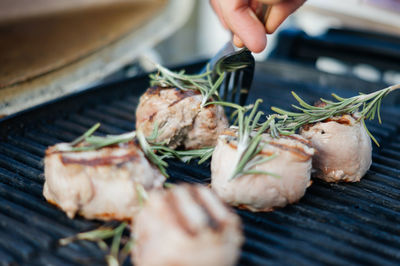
69;123;101;146
56;124;170;177
60;222;132;266
142;120;214;164
56;125;136;152
163;182;175;189
136;130;169;177
176;147;215;164
150;64;217;107
151;145;214;164
135;183;149;207
209;99;279;180
271;84;400;146
150;63;245;107
229;114;279;180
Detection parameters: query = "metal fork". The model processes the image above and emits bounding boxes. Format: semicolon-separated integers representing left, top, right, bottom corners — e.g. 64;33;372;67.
205;2;272;106
210;43;254;106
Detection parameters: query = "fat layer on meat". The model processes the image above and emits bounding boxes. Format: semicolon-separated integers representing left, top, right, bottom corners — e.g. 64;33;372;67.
211;131;315;211
300;114;372;182
43;141;165;220
135;87;228;149
132;184;243;266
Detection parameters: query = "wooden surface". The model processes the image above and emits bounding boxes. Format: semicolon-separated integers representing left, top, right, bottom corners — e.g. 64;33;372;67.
0;0;165;88
0;0;151;24
0;0;195;116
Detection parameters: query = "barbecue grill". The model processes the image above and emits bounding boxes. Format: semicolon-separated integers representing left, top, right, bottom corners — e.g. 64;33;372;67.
1;30;400;265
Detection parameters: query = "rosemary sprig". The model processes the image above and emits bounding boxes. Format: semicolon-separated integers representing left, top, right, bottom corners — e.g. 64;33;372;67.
142;119;214;164
271;84;400;146
56;125;136;152
212;99;279;180
136;130;169;177
229;115;279;180
150;63;219;107
135;183;149;207
150;63;246;107
60;222;133;266
164;182;175;189
69;122;101;146
55;124;169;177
151;145;214;164
149;63;211;91
178;147;215;164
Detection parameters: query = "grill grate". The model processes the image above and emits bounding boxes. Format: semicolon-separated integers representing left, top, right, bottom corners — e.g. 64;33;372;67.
0;60;399;265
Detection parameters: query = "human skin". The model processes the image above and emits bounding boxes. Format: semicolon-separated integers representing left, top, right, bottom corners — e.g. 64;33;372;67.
210;0;306;52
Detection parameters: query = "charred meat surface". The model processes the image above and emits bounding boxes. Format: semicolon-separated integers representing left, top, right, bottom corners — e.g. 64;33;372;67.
135;86;228;149
132;184;243;266
43;141;165;220
300;114;372;182
211;131;315;212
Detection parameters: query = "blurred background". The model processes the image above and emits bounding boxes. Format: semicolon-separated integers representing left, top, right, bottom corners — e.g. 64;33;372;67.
1;0;400;115
154;0;400;78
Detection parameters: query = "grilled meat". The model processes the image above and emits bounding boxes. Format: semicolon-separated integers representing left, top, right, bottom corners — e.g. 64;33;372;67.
43;141;165;220
300;114;372;182
135;86;228;149
132;184;243;266
211;131;315;211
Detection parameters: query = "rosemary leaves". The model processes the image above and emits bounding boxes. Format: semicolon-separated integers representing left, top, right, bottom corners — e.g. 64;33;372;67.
151;145;214;164
60;222;133;266
212;99;279;180
55;124;170;177
56;123;136;152
272;84;400;146
149;62;246;107
149;63;220;107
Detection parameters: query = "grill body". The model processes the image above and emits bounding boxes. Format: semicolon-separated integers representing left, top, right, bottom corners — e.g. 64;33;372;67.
0;60;399;265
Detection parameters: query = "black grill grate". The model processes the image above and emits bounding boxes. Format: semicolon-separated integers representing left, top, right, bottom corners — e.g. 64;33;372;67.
0;60;399;265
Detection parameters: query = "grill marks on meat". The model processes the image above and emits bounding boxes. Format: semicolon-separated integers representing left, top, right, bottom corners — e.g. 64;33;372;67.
164;185;225;236
302;114;354;131
135;87;228;149
43;141;165;220
146;87;199;122
60;150;139;166
132;184;243;266
187;185;222;232
211;131;314;212
300;114;372;182
168;89;198;107
225;134;313;162
165;189;198;236
267;141;312;162
324;116;351;125
184;103;228;149
47;142;141;167
285;134;313;146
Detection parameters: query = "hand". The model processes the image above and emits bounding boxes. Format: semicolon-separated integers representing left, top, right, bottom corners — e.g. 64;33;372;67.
210;0;306;53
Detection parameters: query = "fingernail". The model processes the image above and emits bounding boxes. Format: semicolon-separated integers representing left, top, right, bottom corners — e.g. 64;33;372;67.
248;9;258;21
233;35;244;48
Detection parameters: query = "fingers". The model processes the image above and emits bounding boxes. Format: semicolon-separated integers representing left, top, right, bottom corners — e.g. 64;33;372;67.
210;0;305;52
209;0;228;29
218;0;267;53
265;0;306;34
233;34;245;48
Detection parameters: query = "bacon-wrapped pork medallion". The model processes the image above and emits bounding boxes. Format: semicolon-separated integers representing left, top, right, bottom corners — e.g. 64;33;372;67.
211;131;315;211
135;87;228;149
43;141;165;220
132;184;243;266
300;114;372;182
